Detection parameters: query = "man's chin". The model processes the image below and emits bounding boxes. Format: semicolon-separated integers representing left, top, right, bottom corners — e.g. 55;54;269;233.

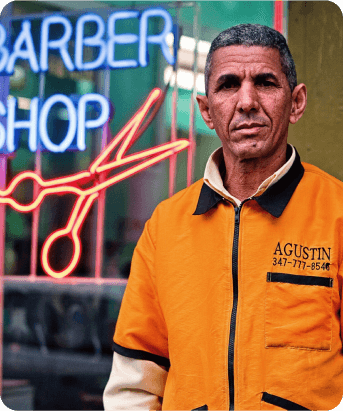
229;140;268;161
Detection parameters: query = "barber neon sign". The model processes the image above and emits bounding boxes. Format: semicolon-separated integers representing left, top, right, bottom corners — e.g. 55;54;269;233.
0;88;190;278
0;8;174;73
0;7;175;153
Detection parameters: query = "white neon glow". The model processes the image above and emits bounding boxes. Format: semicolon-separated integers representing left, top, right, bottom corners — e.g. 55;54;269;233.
0;24;8;72
75;13;107;71
7;97;39;152
198;40;211;54
164;66;205;94
139;8;174;67
180;35;196;52
77;94;109;151
39;94;77;152
107;10;139;69
6;20;39;74
166;33;210;54
40;15;74;72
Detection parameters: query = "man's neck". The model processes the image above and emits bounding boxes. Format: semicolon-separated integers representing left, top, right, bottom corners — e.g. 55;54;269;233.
222;147;288;202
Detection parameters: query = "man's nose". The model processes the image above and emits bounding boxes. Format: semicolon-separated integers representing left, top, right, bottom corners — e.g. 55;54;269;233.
236;83;260;113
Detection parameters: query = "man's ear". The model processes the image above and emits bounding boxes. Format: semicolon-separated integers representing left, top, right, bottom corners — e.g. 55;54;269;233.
196;95;214;129
290;83;307;124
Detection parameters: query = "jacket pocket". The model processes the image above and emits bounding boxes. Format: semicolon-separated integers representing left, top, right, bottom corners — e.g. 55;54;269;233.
265;272;333;350
261;392;309;410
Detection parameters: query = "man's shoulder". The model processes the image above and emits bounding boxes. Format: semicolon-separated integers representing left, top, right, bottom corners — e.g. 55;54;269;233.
302;162;343;193
149;179;204;227
157;178;204;213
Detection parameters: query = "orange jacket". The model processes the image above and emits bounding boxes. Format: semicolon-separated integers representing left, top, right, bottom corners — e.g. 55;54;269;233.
113;149;343;410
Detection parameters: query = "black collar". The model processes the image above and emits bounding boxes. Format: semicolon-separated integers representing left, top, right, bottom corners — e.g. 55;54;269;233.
193;145;304;218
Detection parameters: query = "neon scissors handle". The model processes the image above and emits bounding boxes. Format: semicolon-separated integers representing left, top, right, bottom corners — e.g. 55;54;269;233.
41;193;98;278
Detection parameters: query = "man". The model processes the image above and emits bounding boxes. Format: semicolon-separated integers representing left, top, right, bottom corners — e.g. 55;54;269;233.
103;24;343;410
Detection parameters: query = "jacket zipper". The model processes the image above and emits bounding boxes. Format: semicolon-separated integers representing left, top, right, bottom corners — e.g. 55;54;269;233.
228;205;243;410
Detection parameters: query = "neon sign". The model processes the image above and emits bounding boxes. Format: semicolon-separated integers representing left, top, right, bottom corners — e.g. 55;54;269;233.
0;7;175;154
0;8;175;74
2;93;109;152
0;88;190;278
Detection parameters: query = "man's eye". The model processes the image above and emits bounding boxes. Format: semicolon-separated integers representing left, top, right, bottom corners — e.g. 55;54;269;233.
257;80;276;87
220;81;239;90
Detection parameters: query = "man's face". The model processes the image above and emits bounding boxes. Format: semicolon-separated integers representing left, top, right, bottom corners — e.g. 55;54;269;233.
198;45;294;161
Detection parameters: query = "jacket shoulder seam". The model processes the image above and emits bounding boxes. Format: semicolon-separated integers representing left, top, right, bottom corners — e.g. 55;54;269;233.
303;166;343;191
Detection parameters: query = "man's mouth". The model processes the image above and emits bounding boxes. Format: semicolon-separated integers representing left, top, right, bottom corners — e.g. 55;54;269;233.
235;122;265;130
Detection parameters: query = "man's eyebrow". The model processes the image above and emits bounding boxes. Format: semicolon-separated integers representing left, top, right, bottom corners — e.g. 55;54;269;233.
216;73;240;84
254;72;279;83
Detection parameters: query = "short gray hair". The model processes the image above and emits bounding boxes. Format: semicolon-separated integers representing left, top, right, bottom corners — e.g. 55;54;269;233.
204;24;297;95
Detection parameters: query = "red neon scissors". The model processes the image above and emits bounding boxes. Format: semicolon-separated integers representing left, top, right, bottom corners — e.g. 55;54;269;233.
0;87;190;278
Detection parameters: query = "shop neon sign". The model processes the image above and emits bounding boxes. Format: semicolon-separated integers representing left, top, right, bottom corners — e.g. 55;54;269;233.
0;88;190;278
0;8;174;74
2;93;109;152
0;7;175;153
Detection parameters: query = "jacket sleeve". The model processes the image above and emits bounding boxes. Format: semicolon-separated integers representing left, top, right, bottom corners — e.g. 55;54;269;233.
103;352;168;410
104;215;170;409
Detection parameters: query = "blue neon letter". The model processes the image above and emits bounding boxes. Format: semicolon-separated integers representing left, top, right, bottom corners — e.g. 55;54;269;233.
39;95;77;152
75;14;106;71
7;97;39;152
0;24;9;73
107;11;139;69
6;20;39;74
77;94;109;151
0;101;6;150
139;8;174;67
40;16;74;72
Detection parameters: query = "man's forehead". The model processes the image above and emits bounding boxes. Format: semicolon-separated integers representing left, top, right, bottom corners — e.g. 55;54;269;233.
210;45;283;75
